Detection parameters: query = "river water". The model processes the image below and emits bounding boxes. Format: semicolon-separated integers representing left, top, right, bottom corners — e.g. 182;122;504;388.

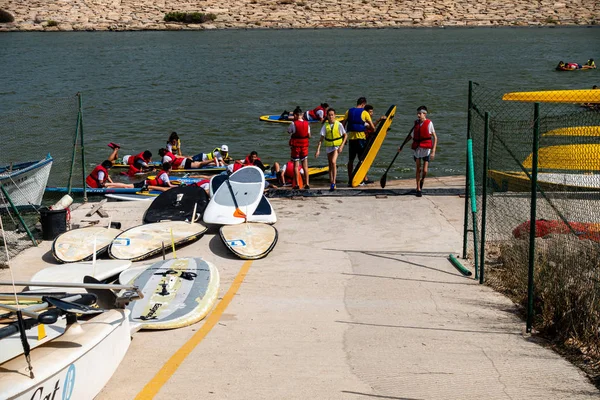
1;27;598;186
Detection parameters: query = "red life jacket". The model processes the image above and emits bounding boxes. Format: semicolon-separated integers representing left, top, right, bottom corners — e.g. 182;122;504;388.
192;178;211;188
86;164;108;188
243;155;260;166
412;119;433;150
308;105;325;120
289;120;310;148
128;151;147;166
146;170;168;186
233;162;244;172
283;161;303;183
163;151;184;168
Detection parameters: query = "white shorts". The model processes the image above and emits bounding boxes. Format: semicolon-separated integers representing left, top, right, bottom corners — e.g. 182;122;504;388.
122;155;131;164
326;146;340;154
412;147;431;159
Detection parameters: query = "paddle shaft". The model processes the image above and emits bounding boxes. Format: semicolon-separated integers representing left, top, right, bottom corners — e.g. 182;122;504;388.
0;281;137;291
0;294;85;318
380;126;416;188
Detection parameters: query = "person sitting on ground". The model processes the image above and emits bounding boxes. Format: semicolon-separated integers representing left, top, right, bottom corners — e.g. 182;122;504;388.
122;150;154;176
166;131;182;156
191;145;230;167
270;161;305;186
158;148;205;170
86;160;175;192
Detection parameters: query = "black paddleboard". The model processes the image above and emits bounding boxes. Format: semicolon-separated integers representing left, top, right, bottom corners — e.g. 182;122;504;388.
143;186;209;224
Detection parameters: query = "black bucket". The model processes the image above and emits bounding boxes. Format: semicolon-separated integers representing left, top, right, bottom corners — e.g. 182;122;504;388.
40;207;67;241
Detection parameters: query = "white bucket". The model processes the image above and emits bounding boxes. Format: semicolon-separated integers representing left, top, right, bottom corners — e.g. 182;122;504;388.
50;194;73;210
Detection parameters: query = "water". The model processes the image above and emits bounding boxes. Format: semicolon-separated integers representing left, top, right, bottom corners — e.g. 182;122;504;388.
1;27;598;185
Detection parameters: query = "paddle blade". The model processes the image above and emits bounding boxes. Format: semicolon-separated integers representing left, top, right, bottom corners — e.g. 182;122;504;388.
233;208;247;219
380;172;388;188
44;296;104;315
83;276;118;309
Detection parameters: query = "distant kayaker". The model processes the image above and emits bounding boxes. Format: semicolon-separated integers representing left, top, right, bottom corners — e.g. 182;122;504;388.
343;96;375;185
287;106;311;189
315;108;347;191
397;105;438;198
280;103;329;122
583;59;596;69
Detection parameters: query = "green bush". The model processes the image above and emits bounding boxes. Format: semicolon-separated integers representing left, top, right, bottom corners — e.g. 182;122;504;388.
164;12;216;24
47;20;58;27
0;9;14;23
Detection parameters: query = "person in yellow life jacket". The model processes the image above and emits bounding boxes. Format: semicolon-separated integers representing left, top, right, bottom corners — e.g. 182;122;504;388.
315;108;347;191
166;132;182;156
583;58;596;69
397;105;438;198
191;145;230;167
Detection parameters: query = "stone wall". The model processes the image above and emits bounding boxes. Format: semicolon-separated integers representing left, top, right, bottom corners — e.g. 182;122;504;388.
0;0;598;31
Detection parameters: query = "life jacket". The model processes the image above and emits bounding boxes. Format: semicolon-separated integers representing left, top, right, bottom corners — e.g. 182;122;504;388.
567;63;580;69
86;164;108;188
128;151;148;166
324;122;343;146
412;119;433;150
308;105;325;120
283;161;303;183
346;108;366;132
243;155;260;166
232;162;244;173
162;150;184;168
206;148;222;161
289;120;310;148
192;179;211;188
167;139;181;154
146;170;169;187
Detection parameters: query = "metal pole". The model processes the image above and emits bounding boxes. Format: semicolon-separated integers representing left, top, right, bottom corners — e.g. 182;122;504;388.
67;94;81;194
462;80;473;259
526;103;540;333
467;139;479;280
79;93;88;202
479;112;490;284
0;186;37;246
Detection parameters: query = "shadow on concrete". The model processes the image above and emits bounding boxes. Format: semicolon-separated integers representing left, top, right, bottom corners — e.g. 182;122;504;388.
342;272;475;286
208;234;238;259
341;391;423;400
336;320;522;336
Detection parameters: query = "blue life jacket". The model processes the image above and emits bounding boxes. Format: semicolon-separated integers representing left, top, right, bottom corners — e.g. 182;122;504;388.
347;108;365;132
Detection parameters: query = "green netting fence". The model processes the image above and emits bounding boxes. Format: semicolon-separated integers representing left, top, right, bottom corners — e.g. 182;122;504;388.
464;82;600;353
0;94;84;266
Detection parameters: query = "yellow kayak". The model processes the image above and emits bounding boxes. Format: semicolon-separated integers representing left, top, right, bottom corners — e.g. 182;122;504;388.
502;89;600;103
543;126;600;137
522;144;600;171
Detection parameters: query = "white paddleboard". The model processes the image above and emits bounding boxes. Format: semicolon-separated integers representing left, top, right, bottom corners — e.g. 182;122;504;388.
118;265;148;285
108;221;208;261
203;166;265;225
28;260;133;292
1;316;67;364
126;257;220;330
220;223;278;259
106;193;154;201
53;226;122;263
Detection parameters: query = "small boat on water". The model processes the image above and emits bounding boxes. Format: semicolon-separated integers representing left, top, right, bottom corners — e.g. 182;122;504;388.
0;154;53;208
260;114;344;124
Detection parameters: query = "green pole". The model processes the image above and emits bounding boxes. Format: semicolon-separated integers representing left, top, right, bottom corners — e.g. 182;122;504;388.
448;254;472;276
467;138;479;280
526;103;540;333
479;112;490;284
67;94;81;195
0;186;37;246
462;81;473;259
78;93;87;203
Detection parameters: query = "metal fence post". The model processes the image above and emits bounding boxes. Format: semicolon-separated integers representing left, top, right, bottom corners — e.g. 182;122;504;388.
79;93;87;202
463;81;473;259
479;111;490;284
526;103;540;333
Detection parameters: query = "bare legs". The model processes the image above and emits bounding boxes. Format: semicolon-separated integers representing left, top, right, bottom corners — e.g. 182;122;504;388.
327;150;338;186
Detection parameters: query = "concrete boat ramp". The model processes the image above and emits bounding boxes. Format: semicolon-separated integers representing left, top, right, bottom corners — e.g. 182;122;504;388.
3;177;598;399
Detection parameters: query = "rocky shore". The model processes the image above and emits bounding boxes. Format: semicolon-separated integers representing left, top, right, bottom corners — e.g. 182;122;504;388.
0;0;599;31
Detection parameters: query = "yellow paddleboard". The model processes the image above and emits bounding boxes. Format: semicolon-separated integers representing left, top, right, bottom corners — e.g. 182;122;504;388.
502;89;600;103
522;144;600;171
351;105;396;187
488;170;600;192
543;126;600;137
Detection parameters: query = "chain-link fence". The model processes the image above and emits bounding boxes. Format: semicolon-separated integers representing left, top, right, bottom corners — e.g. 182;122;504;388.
465;83;600;352
0;94;82;266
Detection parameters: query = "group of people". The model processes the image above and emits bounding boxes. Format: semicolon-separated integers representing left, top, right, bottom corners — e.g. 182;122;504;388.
285;97;437;196
555;59;596;71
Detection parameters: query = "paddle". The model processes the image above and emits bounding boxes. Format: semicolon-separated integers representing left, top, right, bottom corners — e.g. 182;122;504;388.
225;178;246;219
380;126;415;188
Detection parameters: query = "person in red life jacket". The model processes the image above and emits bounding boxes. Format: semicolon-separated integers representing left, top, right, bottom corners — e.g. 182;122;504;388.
280;103;328;122
397;105;438;197
315;108;347;191
230;151;267;171
343;97;376;186
86;160;131;188
122;150;154;176
158;148;205;170
270;161;304;186
287;106;311;189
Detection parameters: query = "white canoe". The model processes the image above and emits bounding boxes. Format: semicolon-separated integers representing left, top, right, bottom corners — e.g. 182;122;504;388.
0;309;130;400
53;227;122;263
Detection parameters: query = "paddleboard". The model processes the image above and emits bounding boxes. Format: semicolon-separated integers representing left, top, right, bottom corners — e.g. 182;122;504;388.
209;172;276;224
118;265;148;285
106;193;154;201
351;104;396;187
53;226;122;263
28;260;133;292
1;316;67;364
220;223;278;259
522;144;600;171
259;114;344;124
126;257;220;330
46;186;163;195
502;89;600;103
203;166;265;225
111;162;229;174
263;165;330;182
143;186;209;224
543;126;600;137
108;221;208;261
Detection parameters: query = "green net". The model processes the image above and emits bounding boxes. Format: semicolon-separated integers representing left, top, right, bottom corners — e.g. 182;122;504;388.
0;94;81;266
467;83;600;351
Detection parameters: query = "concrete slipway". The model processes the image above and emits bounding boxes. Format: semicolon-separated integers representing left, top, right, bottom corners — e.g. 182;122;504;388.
3;177;598;399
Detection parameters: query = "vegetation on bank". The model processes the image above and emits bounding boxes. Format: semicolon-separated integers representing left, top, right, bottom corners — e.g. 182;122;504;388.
164;12;217;24
0;9;14;23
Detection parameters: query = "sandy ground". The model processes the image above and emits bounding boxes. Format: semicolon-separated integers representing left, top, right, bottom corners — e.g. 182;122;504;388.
2;176;599;399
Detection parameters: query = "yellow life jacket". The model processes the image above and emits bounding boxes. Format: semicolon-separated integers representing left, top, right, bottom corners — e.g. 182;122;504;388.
206;147;221;161
324;122;343;146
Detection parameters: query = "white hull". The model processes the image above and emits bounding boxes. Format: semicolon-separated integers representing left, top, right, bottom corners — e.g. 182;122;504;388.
537;172;600;189
0;309;131;400
0;155;53;208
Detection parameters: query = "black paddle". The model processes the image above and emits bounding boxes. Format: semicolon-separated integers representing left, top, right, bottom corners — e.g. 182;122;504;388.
225;178;246;219
380;126;415;188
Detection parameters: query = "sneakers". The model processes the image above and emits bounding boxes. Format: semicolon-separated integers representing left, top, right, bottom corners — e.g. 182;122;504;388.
292;185;300;190
329;183;336;191
364;179;374;184
416;190;422;197
304;185;310;190
108;142;121;149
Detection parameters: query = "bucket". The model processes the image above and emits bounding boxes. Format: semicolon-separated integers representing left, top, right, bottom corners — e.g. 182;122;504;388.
40;207;67;241
50;194;73;211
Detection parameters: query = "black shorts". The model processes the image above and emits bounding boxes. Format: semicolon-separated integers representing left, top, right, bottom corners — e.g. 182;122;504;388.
183;158;193;169
413;155;430;162
349;139;367;161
